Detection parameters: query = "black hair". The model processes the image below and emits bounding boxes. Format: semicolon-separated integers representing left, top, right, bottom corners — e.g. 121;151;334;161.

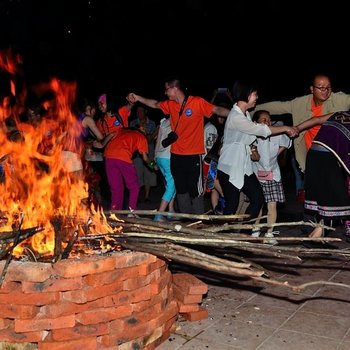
252;109;270;122
164;76;188;93
231;80;258;103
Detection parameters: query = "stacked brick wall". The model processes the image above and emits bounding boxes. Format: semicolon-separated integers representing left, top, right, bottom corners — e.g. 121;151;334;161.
0;251;178;350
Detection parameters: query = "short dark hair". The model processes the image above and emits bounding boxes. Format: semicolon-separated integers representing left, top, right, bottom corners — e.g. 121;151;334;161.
164;76;187;93
232;80;258;103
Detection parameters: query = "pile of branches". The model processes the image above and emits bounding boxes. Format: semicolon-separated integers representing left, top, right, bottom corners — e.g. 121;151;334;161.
83;210;350;293
1;210;350;293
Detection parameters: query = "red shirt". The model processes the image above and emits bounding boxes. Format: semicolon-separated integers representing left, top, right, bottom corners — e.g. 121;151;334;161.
97;105;131;137
304;102;322;150
159;96;214;155
104;128;148;163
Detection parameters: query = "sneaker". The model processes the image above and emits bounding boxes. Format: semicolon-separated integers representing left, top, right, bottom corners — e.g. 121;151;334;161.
167;210;177;220
251;230;261;238
264;231;279;245
153;214;165;222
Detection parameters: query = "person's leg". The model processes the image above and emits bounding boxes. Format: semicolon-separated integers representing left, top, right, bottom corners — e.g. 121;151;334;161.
157;157;176;205
171;154;203;214
217;170;240;215
211;188;220;210
266;201;277;234
105;158;124;210
241;174;264;220
154;157;176;220
122;161;140;210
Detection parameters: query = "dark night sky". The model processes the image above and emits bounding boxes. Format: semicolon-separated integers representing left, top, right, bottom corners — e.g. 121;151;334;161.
1;0;350;103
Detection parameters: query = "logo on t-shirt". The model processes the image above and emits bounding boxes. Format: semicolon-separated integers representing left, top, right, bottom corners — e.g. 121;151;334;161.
113;120;121;126
185;108;192;117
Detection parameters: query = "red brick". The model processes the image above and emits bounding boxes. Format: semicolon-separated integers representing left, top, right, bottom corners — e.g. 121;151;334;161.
150;270;172;295
113;252;157;269
172;273;208;295
130;302;163;324
172;284;203;304
62;279;122;303
0;281;21;293
76;304;132;325
39;336;97;350
103;284;151;307
53;255;117;278
123;274;154;291
0;328;48;342
0;304;39;319
182;306;209;321
21;276;83;293
84;265;140;287
15;314;75;332
51;322;109;341
39;298;104;318
132;287;169;313
0;261;55;283
138;259;166;276
0;318;12;330
104;321;151;347
177;301;200;313
150;301;179;330
0;291;60;305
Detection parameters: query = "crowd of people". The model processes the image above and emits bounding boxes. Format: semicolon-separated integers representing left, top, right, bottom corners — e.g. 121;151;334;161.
1;73;350;247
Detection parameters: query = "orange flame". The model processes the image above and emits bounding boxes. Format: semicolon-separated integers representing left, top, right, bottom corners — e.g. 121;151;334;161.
0;50;118;257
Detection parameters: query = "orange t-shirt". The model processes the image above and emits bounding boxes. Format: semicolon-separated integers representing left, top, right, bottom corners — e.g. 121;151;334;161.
159;96;214;155
104;129;148;163
97;105;131;137
304;102;322;150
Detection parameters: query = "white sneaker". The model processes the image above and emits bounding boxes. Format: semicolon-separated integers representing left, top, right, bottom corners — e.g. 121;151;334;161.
251;230;261;237
264;231;279;245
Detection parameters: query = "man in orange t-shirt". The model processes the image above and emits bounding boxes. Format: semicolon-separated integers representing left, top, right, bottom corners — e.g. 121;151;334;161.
127;77;230;214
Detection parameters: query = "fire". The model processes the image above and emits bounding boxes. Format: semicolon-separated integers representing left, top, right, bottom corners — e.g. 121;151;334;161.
0;50;118;258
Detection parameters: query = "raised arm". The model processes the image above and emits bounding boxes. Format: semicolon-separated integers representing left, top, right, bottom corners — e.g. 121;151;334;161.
212;105;230;117
296;113;333;133
82;116;104;140
127;93;161;109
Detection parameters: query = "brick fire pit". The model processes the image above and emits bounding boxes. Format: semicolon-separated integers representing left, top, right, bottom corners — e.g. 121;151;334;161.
0;251;178;350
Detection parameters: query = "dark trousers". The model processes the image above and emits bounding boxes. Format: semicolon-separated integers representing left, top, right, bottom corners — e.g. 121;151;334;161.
217;170;264;219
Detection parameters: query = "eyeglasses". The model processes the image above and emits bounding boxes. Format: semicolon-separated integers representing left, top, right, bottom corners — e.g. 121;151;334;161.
313;86;332;92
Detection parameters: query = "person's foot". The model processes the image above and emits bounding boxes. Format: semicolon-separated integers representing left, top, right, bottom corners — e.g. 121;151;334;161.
264;231;279;245
153;214;165;222
309;219;324;238
251;229;261;238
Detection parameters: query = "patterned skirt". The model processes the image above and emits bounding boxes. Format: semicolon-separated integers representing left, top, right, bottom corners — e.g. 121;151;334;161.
304;149;350;219
259;180;285;203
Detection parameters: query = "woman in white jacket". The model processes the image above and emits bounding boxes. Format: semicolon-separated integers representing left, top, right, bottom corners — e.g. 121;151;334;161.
217;80;297;222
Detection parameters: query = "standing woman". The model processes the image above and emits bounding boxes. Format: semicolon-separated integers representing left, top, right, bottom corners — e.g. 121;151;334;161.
217;80;297;222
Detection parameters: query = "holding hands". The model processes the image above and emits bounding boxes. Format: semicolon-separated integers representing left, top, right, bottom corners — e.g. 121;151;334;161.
286;126;299;138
